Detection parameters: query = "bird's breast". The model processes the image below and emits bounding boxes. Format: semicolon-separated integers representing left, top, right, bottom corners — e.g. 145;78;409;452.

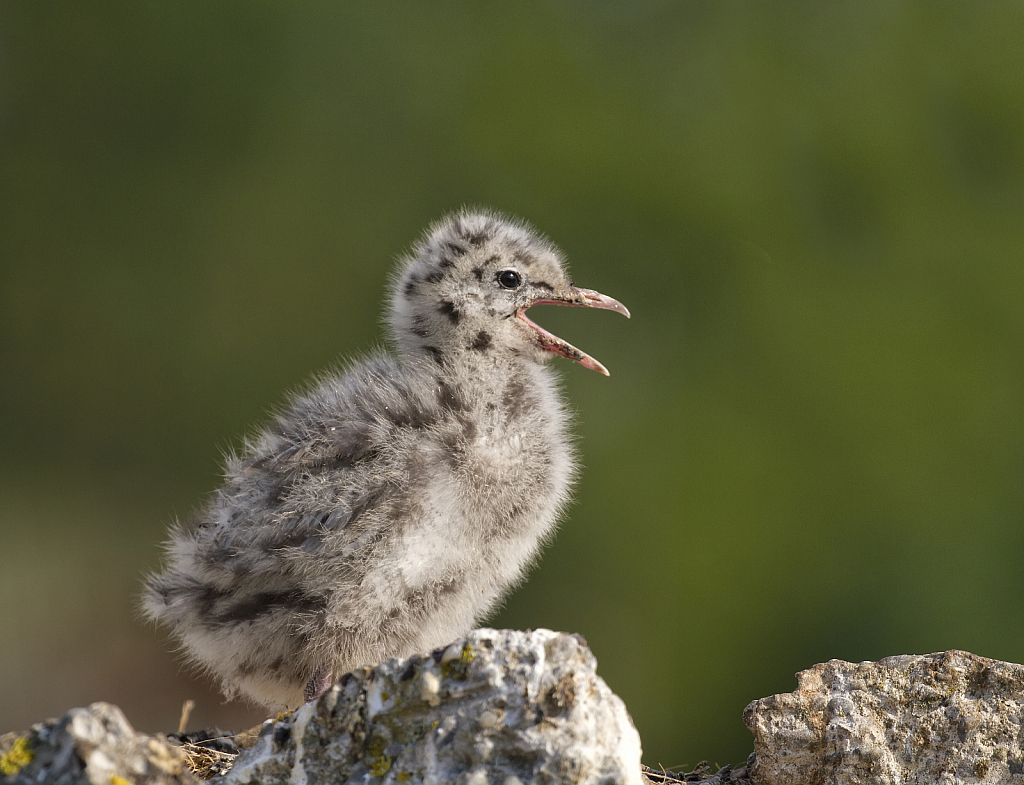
463;429;524;475
388;368;575;597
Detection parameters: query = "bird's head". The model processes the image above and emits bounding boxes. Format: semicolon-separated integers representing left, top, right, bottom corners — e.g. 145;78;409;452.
388;210;629;375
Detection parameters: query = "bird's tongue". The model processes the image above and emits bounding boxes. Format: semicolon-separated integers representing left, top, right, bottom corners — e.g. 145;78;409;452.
519;311;611;375
520;287;630;376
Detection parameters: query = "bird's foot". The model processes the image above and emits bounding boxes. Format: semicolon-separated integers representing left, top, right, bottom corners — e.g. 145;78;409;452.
303;667;334;703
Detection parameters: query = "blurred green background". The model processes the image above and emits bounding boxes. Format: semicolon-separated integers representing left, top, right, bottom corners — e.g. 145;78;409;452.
2;1;1023;769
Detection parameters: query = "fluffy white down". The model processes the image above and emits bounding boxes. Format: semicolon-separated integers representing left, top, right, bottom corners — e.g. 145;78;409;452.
143;210;620;709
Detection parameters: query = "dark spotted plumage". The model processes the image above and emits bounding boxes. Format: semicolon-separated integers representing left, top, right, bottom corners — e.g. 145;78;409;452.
143;209;628;709
471;330;492;351
438;299;461;324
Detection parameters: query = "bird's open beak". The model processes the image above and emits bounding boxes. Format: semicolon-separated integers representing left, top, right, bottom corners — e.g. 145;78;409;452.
517;287;630;376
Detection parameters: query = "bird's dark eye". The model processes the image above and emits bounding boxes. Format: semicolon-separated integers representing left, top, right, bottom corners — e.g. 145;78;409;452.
497;270;521;289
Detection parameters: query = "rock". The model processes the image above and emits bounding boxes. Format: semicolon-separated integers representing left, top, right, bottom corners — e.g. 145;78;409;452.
744;650;1024;785
15;642;1024;784
219;628;643;785
0;702;197;785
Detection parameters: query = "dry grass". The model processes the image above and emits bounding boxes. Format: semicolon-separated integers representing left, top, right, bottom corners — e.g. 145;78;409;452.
181;740;239;780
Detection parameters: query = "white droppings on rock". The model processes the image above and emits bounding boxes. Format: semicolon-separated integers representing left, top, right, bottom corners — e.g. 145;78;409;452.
366;677;397;718
440;642;463;664
419;670;441;707
286;700;318;785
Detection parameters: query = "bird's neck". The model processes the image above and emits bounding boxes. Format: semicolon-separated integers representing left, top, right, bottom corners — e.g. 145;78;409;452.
404;344;560;418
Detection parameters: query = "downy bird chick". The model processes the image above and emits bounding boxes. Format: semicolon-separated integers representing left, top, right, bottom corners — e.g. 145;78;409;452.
143;210;629;708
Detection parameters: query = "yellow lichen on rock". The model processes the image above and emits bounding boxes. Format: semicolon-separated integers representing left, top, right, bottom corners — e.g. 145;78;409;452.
0;735;34;776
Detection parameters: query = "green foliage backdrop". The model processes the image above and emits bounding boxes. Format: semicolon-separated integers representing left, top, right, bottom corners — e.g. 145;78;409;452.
2;2;1023;768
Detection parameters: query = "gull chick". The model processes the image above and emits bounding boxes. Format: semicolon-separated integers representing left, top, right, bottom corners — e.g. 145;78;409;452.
143;210;629;708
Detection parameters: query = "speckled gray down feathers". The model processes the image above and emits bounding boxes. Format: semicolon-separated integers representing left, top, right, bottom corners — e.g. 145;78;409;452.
143;210;628;709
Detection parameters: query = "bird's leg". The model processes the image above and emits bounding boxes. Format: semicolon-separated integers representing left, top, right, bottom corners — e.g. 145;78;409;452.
303;667;334;703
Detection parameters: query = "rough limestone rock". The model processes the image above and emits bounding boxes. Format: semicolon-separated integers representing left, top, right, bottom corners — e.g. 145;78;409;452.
12;642;1024;784
0;702;197;785
221;628;643;785
743;650;1024;785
